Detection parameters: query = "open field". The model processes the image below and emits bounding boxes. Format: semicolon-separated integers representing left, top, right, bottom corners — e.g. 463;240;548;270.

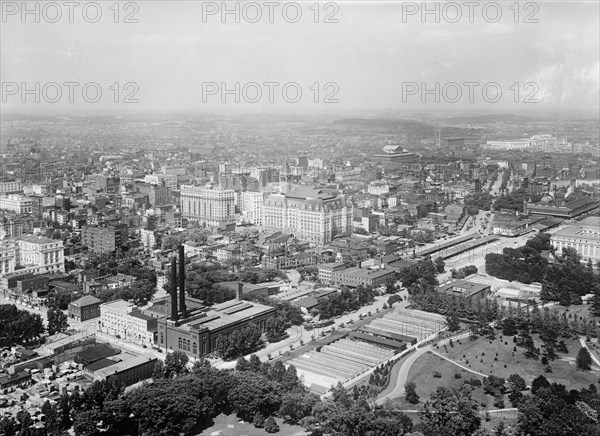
439;334;600;389
387;352;487;409
197;414;307;436
385;331;600;412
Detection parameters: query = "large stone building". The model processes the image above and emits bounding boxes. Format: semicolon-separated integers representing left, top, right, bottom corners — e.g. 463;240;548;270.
483;135;567;152
0;235;64;278
68;295;102;322
551;216;600;262
151;294;275;358
180;185;235;226
0;194;33;214
367;145;420;164
262;186;352;245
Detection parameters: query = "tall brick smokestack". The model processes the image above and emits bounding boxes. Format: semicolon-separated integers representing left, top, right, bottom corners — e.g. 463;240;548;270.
170;257;178;321
237;282;242;301
179;245;186;318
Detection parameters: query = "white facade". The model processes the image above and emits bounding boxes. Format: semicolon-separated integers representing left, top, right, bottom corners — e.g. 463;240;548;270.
0;181;22;194
262;186;352;245
99;299;154;345
367;184;390;196
0;236;64;278
139;228;156;249
0;194;33;214
240;191;265;225
551;217;600;261
180;185;235;226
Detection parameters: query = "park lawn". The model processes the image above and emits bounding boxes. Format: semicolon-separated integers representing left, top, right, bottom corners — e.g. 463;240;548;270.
390;352;488;409
438;335;600;390
550;304;595;324
197;414;307;436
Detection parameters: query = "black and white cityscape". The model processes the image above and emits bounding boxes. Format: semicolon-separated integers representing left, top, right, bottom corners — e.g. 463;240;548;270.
1;1;599;435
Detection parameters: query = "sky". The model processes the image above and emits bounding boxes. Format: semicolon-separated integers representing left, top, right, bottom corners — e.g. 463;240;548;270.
1;1;599;113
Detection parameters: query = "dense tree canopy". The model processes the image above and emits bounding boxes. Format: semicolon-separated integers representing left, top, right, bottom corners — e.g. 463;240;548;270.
0;304;45;347
417;385;481;436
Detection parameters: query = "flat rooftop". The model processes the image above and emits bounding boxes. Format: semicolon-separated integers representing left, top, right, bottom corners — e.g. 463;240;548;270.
176;299;275;332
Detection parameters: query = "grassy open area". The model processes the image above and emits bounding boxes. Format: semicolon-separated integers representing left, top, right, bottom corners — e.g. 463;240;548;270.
437;334;600;390
197;414;307;436
389;352;488;410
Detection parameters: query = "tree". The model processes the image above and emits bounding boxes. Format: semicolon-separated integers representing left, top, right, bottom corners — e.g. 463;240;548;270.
253;412;265;428
265;316;288;342
124;279;156;306
125;379;209;435
264;415;280;433
164;350;189;377
405;382;420;404
73;409;104;436
152;359;165;379
576;347;593;371
435;257;446;273
531;375;550;395
215;323;262;360
418;385;481;436
516;383;600;436
228;372;282;422
0;304;45;347
483;375;506;396
507;374;526;392
279;392;319;424
47;308;69;335
445;312;461;332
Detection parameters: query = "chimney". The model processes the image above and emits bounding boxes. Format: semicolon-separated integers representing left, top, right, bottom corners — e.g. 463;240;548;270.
178;245;186;318
236;282;243;301
170;257;178;321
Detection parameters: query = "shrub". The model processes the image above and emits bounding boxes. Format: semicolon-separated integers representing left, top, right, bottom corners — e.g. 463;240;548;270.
264;416;279;433
253;412;265;428
454;373;462;379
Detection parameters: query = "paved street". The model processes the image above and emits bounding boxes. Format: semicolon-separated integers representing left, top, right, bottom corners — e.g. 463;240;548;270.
215;292;411;369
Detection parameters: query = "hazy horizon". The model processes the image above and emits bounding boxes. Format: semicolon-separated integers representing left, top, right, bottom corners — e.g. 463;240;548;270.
2;1;599;113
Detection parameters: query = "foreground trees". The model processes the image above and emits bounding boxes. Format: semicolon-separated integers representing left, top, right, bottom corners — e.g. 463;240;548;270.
0;304;45;347
47;308;69;335
215;322;262;360
417;385;481;436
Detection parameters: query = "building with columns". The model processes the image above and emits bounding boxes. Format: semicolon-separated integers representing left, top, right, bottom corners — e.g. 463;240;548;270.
0;235;64;278
551;216;600;262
